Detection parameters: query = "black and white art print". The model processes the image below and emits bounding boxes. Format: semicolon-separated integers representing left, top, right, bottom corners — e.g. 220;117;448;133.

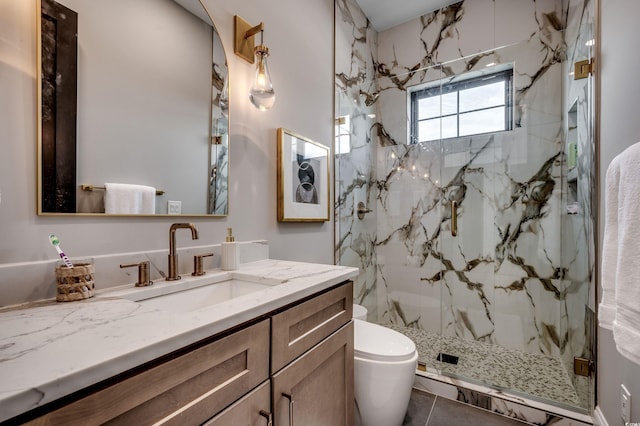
293;155;320;205
277;128;329;222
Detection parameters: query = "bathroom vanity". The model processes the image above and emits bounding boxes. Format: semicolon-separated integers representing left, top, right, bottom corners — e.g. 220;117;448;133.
0;259;358;425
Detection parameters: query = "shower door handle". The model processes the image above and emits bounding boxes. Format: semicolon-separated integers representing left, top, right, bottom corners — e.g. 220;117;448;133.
451;200;458;237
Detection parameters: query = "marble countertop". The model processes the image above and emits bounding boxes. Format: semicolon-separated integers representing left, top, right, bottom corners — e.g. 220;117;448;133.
0;259;359;423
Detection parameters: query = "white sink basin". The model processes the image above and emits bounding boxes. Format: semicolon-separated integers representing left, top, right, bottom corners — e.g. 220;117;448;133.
137;279;271;313
105;273;285;314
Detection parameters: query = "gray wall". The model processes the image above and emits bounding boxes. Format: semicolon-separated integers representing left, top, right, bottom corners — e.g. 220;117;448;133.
0;0;334;265
598;0;640;424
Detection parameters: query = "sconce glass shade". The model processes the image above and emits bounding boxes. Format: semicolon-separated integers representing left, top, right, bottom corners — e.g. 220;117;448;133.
249;45;275;111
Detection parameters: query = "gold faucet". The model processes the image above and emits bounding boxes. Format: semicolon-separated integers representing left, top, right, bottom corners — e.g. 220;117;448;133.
167;223;199;281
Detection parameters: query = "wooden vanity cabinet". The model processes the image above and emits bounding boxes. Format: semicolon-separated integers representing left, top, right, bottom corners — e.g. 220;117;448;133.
271;281;353;372
271;281;354;426
272;322;354;426
22;281;354;426
26;319;270;426
202;380;271;426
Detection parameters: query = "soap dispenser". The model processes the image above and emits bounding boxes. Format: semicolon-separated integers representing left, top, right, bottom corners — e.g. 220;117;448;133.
221;228;239;271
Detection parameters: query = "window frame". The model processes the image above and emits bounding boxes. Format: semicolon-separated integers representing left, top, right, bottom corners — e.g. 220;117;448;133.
409;66;514;144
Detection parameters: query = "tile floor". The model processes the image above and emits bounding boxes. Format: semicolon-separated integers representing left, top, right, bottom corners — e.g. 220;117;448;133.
403;389;529;426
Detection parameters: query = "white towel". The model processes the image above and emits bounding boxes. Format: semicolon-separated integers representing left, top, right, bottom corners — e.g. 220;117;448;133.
600;142;640;365
104;183;156;214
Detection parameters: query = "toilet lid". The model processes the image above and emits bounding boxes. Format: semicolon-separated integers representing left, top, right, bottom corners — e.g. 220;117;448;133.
354;319;417;362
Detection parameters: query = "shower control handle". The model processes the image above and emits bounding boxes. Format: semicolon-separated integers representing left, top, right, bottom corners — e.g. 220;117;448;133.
451;200;458;237
282;393;294;425
357;201;372;220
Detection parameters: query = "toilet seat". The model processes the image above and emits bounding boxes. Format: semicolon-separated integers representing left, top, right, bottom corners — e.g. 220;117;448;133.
354;319;417;362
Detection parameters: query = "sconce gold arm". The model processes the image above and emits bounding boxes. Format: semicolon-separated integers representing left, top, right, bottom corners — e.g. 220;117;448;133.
451;200;458;237
234;15;264;63
244;22;263;39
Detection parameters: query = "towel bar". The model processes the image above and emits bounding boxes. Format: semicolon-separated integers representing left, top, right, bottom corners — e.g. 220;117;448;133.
80;184;165;196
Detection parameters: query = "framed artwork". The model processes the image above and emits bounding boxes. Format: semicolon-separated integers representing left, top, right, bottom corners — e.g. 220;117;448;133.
277;128;330;222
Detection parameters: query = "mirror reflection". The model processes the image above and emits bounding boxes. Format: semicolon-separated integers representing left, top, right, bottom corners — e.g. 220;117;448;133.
39;0;228;216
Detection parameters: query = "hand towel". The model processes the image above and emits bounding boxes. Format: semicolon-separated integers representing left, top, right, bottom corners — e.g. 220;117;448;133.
104;183;156;214
599;155;620;330
601;142;640;365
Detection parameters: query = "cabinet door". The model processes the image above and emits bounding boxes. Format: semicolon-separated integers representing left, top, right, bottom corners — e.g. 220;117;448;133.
272;322;354;426
271;282;352;373
203;380;272;426
27;319;270;426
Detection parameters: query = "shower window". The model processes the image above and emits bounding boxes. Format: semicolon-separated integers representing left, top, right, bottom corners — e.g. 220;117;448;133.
409;65;514;143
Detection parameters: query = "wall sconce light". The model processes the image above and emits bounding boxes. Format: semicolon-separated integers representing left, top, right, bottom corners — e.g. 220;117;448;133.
234;15;275;111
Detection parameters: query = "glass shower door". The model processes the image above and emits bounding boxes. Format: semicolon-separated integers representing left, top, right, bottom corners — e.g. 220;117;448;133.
408;61;501;382
432;27;596;410
560;18;597;412
436;128;498;383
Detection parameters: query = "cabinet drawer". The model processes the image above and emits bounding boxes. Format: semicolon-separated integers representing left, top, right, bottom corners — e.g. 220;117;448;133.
272;322;354;426
271;281;352;373
202;380;271;426
27;319;270;426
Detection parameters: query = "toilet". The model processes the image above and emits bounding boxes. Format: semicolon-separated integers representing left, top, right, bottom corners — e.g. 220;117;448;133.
353;303;368;321
352;304;418;426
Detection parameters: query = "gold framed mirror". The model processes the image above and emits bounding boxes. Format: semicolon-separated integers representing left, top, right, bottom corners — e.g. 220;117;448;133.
37;0;229;216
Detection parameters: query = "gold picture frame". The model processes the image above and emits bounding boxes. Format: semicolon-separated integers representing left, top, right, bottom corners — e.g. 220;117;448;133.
277;128;330;222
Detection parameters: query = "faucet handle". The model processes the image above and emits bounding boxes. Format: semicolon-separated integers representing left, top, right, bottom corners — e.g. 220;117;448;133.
120;261;153;287
192;253;214;276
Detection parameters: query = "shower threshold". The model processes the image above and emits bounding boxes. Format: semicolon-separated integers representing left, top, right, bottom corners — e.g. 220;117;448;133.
386;324;590;416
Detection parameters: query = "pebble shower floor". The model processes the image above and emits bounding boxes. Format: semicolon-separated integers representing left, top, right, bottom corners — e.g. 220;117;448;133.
387;324;589;410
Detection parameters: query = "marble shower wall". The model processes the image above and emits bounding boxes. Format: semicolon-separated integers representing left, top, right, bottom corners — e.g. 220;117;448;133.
334;0;379;319
335;0;594;377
